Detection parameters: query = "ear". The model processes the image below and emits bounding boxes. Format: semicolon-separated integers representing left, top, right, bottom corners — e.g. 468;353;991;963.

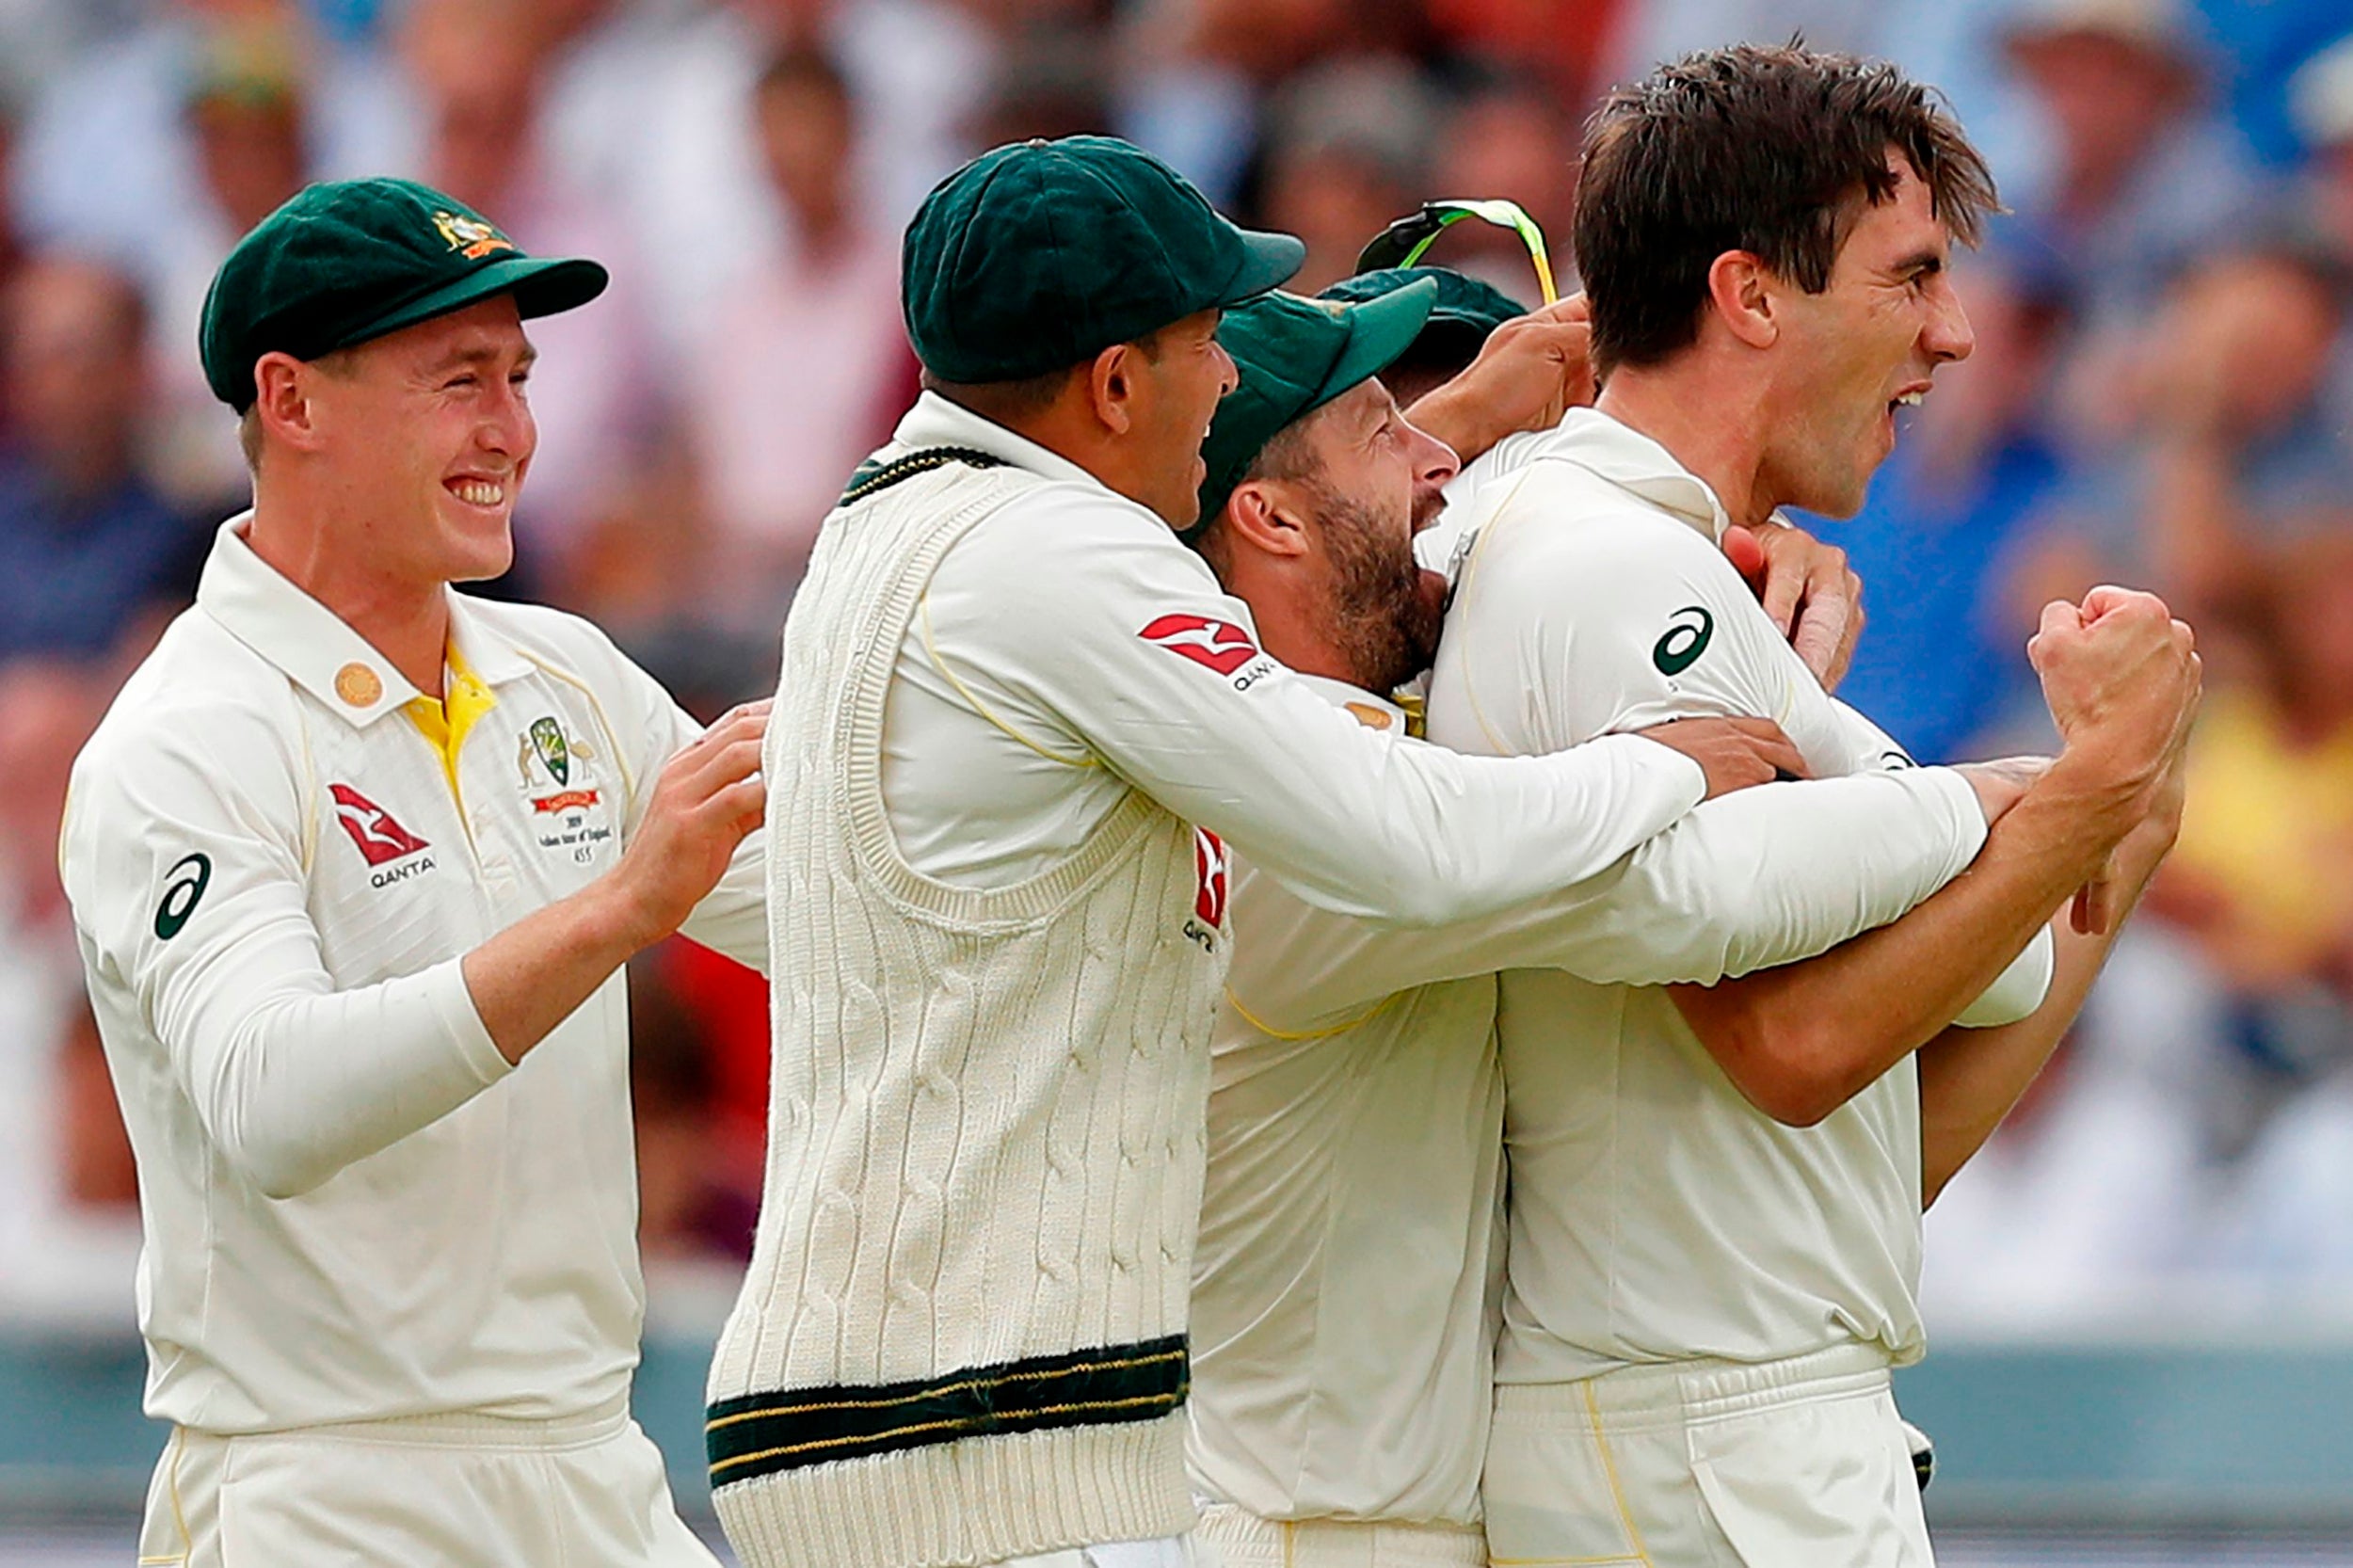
1086;341;1138;437
1222;478;1313;561
1705;251;1779;351
251;350;330;455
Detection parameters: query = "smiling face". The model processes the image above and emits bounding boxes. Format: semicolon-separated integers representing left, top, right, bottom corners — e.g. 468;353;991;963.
310;294;538;586
1285;376;1460;691
1757;156;1974;519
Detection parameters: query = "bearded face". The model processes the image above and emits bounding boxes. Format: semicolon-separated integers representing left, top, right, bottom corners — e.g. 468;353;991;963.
1306;471;1449;696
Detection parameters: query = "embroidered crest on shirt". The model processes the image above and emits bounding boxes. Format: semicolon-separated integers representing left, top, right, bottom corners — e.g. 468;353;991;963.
328;784;435;886
515;715;602;814
514;715;614;862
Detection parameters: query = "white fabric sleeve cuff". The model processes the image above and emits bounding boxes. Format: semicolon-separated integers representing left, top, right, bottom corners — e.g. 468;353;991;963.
425;954;513;1088
1906;765;1991;886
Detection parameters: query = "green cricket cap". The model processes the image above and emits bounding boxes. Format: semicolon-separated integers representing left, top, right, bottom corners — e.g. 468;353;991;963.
1321;265;1527;364
1193;280;1438;530
903;135;1305;384
200;177;609;411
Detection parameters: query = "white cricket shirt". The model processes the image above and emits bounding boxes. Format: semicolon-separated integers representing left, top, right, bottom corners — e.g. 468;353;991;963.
1425;409;2050;1384
61;520;766;1433
856;392;1711;912
1189;675;1989;1528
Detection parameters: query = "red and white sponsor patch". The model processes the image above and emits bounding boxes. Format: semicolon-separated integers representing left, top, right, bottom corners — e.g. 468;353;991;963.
1193;827;1229;926
531;789;601;815
1139;614;1262;677
328;783;431;866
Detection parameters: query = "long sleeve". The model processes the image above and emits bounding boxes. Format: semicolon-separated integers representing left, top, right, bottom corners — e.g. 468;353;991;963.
62;709;509;1201
1228;764;1986;1034
913;491;1706;927
1432;475;2045;1020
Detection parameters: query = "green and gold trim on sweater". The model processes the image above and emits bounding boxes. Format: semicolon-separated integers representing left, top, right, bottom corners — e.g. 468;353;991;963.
706;1335;1190;1487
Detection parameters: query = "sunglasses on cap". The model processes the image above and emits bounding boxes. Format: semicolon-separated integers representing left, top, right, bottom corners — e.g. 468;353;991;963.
1355;199;1559;306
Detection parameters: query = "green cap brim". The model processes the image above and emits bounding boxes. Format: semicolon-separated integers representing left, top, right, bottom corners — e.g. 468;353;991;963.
1314;278;1437;407
337;253;610;355
1215;229;1309;307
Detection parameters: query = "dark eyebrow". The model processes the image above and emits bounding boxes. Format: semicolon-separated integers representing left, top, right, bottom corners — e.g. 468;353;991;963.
425;342;538;375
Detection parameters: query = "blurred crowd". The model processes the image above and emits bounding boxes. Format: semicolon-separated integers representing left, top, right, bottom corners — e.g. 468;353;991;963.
4;0;2353;1336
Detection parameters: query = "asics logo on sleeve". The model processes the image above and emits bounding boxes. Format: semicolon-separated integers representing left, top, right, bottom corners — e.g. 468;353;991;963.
328;784;432;867
1653;605;1714;677
1139;614;1262;677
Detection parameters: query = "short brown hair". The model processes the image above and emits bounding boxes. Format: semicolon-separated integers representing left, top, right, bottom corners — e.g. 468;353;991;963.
1575;44;1997;375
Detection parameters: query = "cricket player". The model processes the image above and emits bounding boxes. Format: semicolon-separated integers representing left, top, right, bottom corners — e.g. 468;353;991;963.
1182;288;2057;1567
60;178;770;1566
1423;48;2201;1562
705;136;1808;1568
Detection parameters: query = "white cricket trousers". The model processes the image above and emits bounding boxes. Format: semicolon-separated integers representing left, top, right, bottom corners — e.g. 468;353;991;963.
136;1394;718;1567
1481;1343;1934;1568
1194;1502;1485;1568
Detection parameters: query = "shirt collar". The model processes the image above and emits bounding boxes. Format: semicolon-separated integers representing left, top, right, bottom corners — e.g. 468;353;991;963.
196;515;536;728
888;391;1108;490
1521;408;1734;544
1293;671;1409;734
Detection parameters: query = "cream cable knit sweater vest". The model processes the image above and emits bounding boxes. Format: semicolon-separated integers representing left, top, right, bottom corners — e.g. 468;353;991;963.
709;456;1227;1568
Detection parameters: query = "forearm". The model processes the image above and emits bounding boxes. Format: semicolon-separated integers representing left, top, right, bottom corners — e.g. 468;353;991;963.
1671;760;2136;1124
194;884;650;1199
1918;918;2118;1207
1403;380;1512;465
461;876;653;1064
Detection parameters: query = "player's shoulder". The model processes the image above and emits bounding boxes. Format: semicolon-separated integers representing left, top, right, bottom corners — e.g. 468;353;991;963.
83;607;294;760
1465;460;1744;619
72;608;307;814
938;476;1221;611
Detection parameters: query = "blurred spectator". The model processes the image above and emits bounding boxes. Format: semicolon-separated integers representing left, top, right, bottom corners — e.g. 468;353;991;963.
2153;531;2353;1016
1998;0;2267;333
0;256;206;664
2291;33;2353;263
2021;242;2352;632
1827;254;2076;762
680;43;913;611
12;0;413;294
1421;73;1579;297
1257;56;1442;292
400;0;670;570
148;14;312;509
545;0;994;362
968;21;1113;148
0;660;137;1326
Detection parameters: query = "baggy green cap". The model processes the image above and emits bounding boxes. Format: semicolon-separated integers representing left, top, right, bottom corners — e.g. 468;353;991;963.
1192;280;1438;530
1321;265;1527;358
902;135;1305;384
200;177;609;410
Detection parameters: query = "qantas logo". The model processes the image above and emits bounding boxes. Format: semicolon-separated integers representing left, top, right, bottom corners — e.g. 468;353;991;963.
328;784;431;868
1193;828;1229;927
1139;614;1262;677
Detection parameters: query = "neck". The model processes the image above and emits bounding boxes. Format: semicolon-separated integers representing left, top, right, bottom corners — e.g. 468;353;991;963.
1222;565;1362;689
246;489;451;698
979;400;1173;525
1594;351;1778;531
